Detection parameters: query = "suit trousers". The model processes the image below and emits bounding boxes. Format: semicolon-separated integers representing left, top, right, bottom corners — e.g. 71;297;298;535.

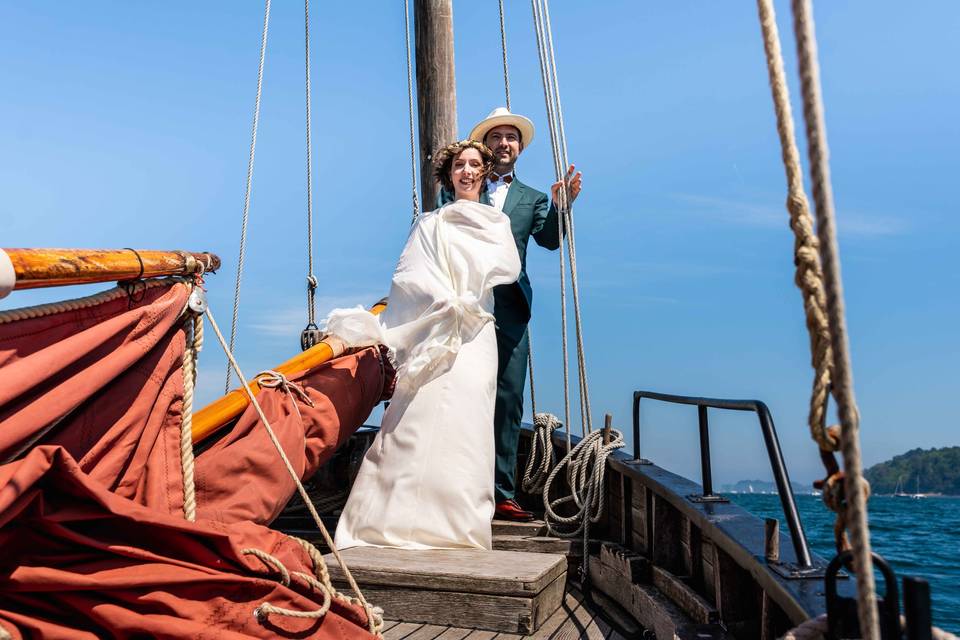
492;285;530;503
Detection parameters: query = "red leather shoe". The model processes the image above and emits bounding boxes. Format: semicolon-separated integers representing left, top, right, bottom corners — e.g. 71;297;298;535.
495;499;535;522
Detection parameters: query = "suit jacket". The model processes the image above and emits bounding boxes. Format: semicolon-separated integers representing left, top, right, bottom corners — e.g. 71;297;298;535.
437;178;560;321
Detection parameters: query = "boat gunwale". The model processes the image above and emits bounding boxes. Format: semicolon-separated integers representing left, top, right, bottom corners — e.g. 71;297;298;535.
528;423;841;627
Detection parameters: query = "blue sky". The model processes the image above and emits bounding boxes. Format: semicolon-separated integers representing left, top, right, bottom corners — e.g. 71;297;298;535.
2;1;957;487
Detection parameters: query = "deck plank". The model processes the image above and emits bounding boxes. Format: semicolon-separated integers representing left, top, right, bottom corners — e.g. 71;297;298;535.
385;622;425;639
551;589;609;640
523;589;586;640
433;628;474;640
381;620;401;633
464;631;498;640
405;624;451;640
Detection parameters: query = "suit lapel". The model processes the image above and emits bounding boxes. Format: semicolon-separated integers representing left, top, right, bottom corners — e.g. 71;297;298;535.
481;189;492;207
502;181;523;215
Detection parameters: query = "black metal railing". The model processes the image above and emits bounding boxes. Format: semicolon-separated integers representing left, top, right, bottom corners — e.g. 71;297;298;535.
632;390;814;569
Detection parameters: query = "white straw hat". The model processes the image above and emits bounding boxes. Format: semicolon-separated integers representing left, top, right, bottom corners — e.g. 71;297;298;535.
469;107;535;147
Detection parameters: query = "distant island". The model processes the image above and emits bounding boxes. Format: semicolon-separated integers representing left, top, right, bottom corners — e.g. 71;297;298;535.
721;479;818;495
864;446;960;496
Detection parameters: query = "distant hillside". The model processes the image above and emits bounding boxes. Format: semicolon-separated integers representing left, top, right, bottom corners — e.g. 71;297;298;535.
864;447;960;495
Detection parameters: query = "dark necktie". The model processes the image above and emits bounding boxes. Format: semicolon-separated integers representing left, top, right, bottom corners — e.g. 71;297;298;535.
491;173;513;184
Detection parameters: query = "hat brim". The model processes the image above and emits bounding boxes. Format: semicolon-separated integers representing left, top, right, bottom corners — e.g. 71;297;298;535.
469;114;535;148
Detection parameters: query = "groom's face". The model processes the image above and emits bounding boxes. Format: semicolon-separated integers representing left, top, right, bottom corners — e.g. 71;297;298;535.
484;125;523;171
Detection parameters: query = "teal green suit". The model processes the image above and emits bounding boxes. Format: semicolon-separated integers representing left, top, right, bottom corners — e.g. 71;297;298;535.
438;180;560;501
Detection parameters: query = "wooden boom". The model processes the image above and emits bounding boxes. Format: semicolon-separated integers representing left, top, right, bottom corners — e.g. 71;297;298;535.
2;248;220;290
191;299;388;445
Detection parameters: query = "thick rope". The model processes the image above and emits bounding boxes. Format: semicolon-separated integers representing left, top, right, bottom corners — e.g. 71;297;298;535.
0;278;179;324
0;622;11;640
522;412;559;493
242;548;334;622
542;428;625;579
226;0;272;393
204;306;381;636
498;0;511;110
756;0;837;454
789;1;877;638
403;0;421;222
304;0;318;326
179;307;203;522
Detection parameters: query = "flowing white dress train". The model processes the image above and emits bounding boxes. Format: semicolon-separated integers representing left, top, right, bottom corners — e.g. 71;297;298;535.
328;200;521;550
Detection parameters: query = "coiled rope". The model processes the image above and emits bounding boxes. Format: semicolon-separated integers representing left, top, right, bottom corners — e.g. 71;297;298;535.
542;427;625;579
226;0;272;393
204;305;382;635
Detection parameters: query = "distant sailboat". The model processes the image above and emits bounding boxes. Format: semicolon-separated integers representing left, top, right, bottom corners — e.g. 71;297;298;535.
911;474;927;499
894;475;911;498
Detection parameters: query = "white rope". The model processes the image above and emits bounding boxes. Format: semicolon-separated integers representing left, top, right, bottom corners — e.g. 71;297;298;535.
403;0;421;222
203;305;381;635
498;0;511;111
530;0;572;452
226;0;272;393
778;614;959;640
788;1;877;638
304;0;318;326
179;306;203;522
542;428;625;579
522;412;559;493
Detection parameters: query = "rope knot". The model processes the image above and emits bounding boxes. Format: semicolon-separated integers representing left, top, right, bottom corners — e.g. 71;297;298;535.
306;274;318;289
256;370;315;407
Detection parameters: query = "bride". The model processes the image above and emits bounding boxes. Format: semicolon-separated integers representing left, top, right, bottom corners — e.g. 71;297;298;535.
329;140;521;550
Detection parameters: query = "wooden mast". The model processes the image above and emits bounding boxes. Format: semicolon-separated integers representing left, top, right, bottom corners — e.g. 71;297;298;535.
414;0;457;207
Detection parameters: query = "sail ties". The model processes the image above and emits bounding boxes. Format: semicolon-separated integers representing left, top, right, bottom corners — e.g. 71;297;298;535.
203;303;382;636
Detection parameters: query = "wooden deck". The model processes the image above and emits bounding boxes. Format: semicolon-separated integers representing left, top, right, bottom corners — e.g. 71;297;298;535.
381;587;630;640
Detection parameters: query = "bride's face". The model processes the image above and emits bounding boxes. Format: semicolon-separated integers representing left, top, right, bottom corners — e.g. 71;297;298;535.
451;148;484;201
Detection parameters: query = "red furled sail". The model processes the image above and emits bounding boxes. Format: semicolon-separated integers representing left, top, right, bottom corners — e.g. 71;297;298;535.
0;280;393;638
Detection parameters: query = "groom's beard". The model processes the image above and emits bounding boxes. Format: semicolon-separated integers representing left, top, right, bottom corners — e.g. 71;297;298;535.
494;159;516;174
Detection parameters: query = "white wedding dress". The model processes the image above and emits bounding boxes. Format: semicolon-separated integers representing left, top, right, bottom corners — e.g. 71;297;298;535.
327;200;521;550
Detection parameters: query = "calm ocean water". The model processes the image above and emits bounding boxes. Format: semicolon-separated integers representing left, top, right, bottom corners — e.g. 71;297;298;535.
731;494;960;632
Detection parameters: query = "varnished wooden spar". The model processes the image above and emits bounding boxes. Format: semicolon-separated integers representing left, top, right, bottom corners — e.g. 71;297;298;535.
3;248;220;290
191;299;388;444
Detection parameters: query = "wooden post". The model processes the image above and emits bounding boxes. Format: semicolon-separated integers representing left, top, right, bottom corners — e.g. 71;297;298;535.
603;413;613;445
764;518;780;563
414;0;457;208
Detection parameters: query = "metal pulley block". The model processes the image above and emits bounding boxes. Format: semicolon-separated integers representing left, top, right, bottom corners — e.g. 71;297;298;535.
301;323;323;351
188;287;207;314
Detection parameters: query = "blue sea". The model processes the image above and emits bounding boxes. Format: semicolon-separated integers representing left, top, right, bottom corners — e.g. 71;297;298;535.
731;494;960;632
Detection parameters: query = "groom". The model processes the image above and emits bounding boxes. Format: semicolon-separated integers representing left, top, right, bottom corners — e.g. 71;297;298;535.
438;107;583;521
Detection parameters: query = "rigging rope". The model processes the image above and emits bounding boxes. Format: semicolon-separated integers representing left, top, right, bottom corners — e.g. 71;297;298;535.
755;1;878;637
403;0;421;222
179;291;203;522
226;0;272;393
204;305;382;636
498;0;512;111
531;0;592;439
304;0;318;327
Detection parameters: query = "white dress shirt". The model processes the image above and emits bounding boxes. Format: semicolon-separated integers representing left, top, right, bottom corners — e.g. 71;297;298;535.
487;172;513;211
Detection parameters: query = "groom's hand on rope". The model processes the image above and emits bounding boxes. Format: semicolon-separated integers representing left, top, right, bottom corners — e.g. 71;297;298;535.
551;164;583;208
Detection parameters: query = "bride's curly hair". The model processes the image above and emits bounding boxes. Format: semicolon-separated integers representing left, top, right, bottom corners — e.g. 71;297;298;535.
433;140;494;193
